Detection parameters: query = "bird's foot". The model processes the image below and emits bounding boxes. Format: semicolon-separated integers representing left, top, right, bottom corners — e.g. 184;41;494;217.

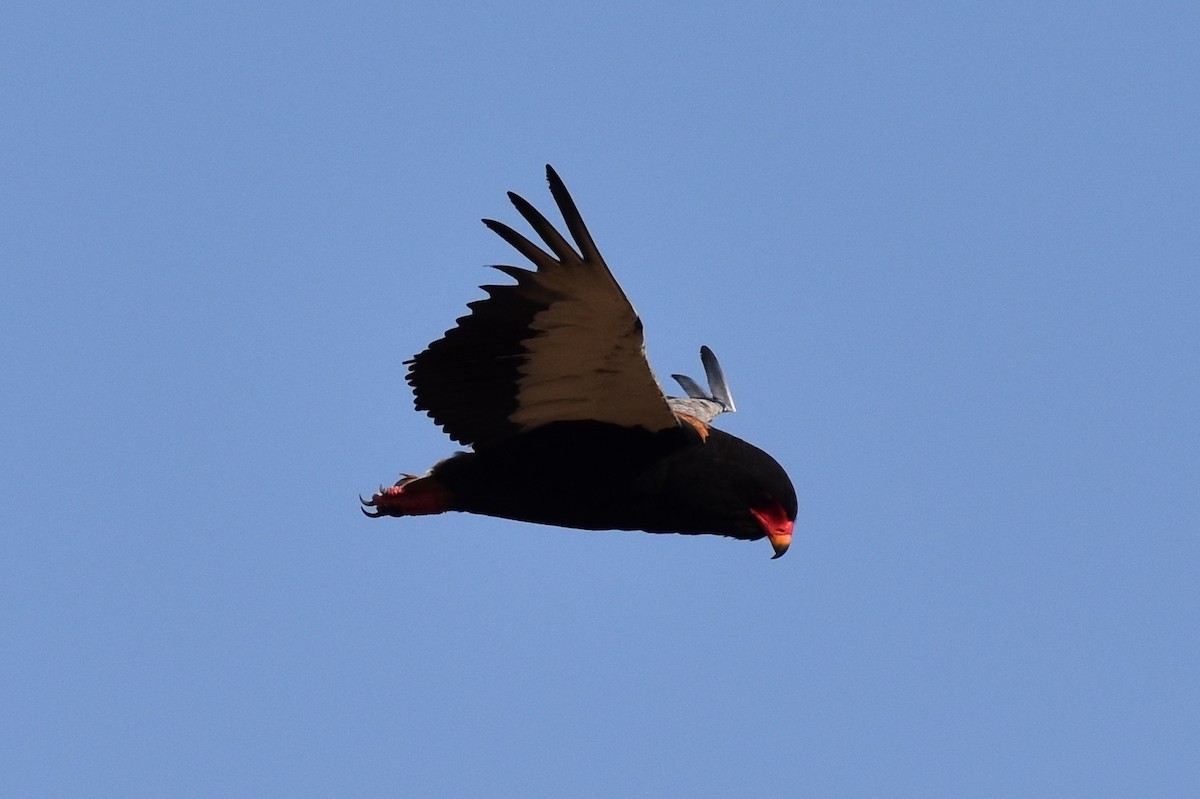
360;474;450;518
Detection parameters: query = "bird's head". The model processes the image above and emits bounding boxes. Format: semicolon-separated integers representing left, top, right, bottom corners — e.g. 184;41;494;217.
685;427;797;558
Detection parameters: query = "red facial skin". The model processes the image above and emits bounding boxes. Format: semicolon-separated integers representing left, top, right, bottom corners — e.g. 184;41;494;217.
751;498;794;559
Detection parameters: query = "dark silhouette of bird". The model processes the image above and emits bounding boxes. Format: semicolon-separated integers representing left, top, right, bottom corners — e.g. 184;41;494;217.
362;166;797;558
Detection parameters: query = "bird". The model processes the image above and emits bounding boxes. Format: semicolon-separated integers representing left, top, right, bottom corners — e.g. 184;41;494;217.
362;166;797;558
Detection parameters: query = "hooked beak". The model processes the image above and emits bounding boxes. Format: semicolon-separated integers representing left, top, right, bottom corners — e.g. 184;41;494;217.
751;504;794;560
769;526;792;559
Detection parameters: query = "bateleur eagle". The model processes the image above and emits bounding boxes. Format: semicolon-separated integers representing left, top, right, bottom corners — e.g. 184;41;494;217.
362;166;797;558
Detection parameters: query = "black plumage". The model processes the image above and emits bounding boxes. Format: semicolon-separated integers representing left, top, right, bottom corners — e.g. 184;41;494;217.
364;166;797;558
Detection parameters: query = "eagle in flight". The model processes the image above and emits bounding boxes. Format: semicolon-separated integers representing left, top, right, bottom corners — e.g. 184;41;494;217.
363;167;797;558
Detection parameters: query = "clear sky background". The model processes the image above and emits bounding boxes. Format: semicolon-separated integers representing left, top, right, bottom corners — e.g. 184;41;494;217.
3;3;1197;796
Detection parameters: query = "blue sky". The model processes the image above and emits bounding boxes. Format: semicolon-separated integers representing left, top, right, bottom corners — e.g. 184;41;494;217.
3;2;1197;796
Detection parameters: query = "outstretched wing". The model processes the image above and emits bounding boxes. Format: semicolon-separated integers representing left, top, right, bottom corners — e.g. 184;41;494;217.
668;346;737;424
407;165;679;449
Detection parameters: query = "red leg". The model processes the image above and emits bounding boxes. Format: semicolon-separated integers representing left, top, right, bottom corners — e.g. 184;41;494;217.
361;474;452;518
